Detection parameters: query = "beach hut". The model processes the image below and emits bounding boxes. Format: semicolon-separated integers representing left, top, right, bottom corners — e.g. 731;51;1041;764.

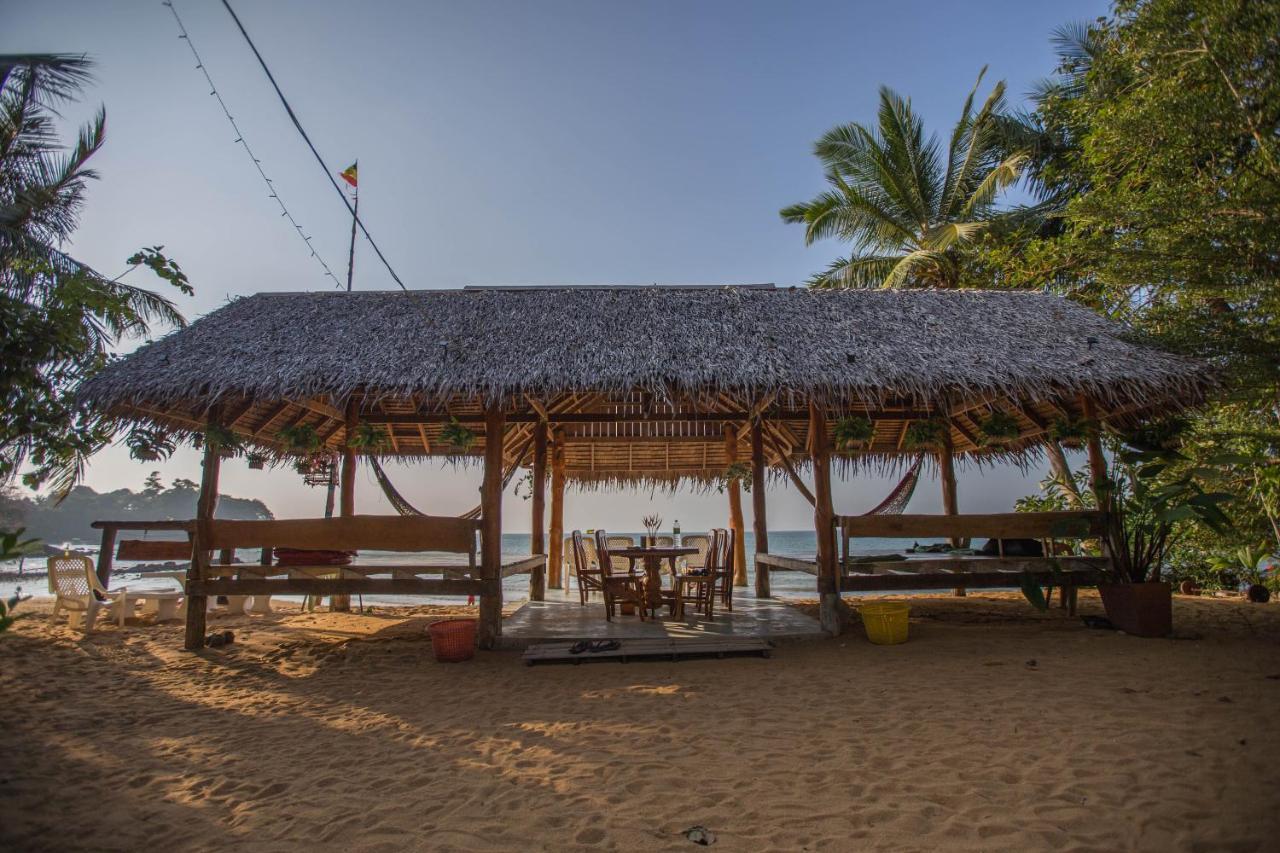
77;285;1212;648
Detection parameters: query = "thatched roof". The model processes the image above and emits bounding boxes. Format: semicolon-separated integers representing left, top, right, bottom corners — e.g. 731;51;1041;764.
79;285;1212;482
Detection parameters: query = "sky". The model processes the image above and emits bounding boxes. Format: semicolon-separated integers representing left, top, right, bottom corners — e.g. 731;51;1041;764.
5;0;1109;532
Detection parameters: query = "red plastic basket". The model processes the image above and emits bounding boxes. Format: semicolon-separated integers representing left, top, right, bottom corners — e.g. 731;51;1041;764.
428;619;477;662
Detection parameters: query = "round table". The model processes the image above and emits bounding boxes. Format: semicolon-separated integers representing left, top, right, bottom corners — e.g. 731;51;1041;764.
611;546;698;614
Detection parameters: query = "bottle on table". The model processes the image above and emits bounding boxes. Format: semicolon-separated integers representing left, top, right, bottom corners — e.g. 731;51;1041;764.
673;519;681;546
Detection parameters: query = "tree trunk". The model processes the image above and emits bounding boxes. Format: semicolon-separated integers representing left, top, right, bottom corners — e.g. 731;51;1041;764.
751;420;770;598
529;420;547;601
725;424;747;586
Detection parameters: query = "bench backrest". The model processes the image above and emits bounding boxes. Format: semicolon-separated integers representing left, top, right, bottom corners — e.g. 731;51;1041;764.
194;515;480;558
839;511;1106;541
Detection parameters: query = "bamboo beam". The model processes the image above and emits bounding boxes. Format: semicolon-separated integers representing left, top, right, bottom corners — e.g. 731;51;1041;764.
529;420;547;601
809;401;841;635
548;428;567;591
478;403;505;649
184;424;222;651
725;424;748;587
751;419;770;598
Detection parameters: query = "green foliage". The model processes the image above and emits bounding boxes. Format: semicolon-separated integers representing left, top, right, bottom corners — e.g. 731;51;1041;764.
277;423;321;455
198;422;243;457
976;410;1020;445
831;416;874;450
715;462;753;494
440;418;476;451
781;68;1030;288
347;422;389;452
0;527;39;561
1019;572;1050;611
0;587;31;634
903;419;946;451
125;426;177;462
1048;416;1094;449
1;55;190;496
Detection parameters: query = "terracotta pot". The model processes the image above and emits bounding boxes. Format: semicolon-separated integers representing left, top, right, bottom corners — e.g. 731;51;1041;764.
1098;582;1172;637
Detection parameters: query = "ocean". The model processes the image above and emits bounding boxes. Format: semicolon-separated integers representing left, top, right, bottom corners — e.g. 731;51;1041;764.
2;530;947;604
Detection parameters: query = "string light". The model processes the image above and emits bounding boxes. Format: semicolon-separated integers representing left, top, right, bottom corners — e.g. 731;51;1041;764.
162;0;344;288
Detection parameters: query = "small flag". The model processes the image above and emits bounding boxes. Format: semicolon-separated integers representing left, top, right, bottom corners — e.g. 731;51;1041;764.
340;162;358;188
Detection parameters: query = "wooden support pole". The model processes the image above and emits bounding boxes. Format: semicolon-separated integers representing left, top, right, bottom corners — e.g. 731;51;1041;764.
183;435;222;651
1079;396;1109;506
937;421;964;595
95;525;116;588
725;424;748;586
809;401;842;635
478;403;505;649
548;428;566;589
529;420;547;601
751;419;771;598
332;398;359;612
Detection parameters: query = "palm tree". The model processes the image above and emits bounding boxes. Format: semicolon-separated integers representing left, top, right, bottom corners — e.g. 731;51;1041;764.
1;54;189;495
780;69;1028;288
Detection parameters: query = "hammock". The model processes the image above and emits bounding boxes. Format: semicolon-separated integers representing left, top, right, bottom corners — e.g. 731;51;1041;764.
371;451;925;519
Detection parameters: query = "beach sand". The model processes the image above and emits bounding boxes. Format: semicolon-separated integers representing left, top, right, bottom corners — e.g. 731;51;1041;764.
2;592;1278;852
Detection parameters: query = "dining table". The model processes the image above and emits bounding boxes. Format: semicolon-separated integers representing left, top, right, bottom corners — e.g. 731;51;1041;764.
610;545;698;615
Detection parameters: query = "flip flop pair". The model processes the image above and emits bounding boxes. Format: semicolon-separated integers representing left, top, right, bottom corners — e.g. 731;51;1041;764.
568;639;622;655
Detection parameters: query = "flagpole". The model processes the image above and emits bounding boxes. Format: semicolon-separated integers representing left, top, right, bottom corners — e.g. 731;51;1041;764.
345;167;358;292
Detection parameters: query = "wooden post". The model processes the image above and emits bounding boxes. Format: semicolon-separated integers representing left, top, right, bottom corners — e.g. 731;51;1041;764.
478;403;505;649
751;420;770;598
548;428;566;590
725;424;748;586
183;436;222;651
529;420;547;601
1043;439;1085;509
332;398;358;612
1079;396;1109;506
938;421;964;595
809;401;842;635
95;525;116;587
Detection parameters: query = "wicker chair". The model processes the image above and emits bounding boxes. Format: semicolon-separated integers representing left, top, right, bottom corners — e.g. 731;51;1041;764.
48;555;129;634
680;534;712;571
594;530;649;621
570;531;606;606
674;530;720;619
605;535;637;575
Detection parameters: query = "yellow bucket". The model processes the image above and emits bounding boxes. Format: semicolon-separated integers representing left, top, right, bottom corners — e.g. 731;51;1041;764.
859;601;910;645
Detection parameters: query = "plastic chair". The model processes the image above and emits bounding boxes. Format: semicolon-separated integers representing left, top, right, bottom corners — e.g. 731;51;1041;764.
48;555;129;634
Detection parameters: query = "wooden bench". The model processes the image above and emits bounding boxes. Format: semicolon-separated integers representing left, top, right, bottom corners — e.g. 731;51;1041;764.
183;514;487;649
837;511;1110;613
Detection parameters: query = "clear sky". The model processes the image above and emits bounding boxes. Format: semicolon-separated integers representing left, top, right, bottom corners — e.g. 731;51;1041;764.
5;0;1108;531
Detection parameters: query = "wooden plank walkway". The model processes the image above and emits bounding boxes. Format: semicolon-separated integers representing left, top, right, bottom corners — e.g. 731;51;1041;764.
523;637;772;666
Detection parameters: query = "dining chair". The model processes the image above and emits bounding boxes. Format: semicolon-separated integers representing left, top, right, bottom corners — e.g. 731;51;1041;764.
674;529;720;619
594;530;649;621
708;528;736;615
605;535;637;575
571;531;605;606
680;534;711;571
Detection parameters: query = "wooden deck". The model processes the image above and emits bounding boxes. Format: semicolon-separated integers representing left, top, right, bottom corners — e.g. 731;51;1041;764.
500;588;824;649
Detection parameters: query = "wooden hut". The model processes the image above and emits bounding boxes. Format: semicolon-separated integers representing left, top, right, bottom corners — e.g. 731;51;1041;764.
78;285;1212;647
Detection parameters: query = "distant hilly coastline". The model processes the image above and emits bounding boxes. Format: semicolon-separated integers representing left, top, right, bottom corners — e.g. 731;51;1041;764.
1;471;273;547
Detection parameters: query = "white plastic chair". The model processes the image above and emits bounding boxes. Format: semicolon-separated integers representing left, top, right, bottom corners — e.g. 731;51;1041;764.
48;555;129;634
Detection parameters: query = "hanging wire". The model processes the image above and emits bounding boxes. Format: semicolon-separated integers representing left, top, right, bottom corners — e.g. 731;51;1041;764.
219;0;411;293
162;0;344;288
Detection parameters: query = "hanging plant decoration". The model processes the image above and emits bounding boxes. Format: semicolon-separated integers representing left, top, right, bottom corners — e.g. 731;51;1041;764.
513;470;535;501
716;462;753;494
1121;416;1187;452
245;452;269;470
197;422;243;457
903;419;947;451
976;410;1021;446
277;423;322;455
348;421;390;452
831;416;875;451
126;427;177;462
440;417;476;451
1049;416;1096;449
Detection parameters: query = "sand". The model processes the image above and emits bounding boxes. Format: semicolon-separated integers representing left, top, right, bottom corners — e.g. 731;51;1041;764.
2;592;1278;852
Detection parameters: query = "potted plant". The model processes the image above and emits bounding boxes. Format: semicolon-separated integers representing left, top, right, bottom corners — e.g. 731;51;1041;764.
642;513;663;546
278;423;322;455
348;422;390;453
832;416;875;451
1212;546;1274;604
1049;416;1095;449
126;426;177;462
196;422;243;458
245;452;268;470
903;419;946;451
1099;447;1232;636
440;417;476;452
976;410;1020;447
